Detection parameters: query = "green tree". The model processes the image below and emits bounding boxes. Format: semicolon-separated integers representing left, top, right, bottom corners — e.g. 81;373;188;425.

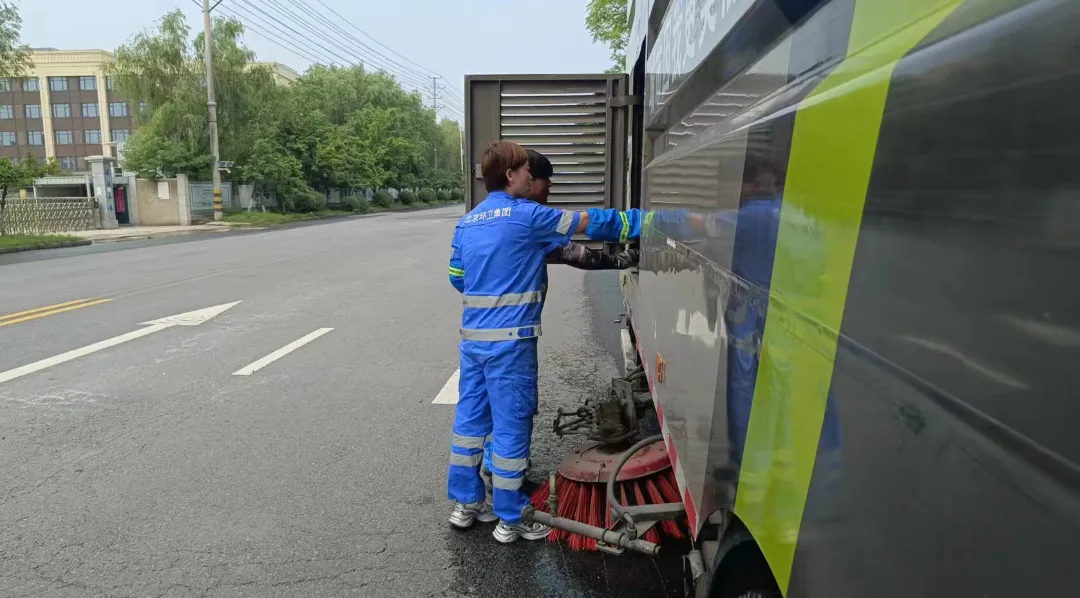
0;158;62;235
0;3;31;78
109;10;278;180
586;0;629;72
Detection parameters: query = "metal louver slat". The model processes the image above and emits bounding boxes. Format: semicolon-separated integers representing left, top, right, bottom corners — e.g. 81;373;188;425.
503;134;607;145
541;193;606;205
543;202;609;213
501;81;607;95
550;184;606;194
551;173;605;184
551;165;606;174
548;155;607;164
501;125;607;136
501;95;606;106
501;115;607;126
501;105;607;116
514;143;607;155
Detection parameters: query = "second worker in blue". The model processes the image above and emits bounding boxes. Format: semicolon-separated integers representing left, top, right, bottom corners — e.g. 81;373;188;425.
446;140;642;543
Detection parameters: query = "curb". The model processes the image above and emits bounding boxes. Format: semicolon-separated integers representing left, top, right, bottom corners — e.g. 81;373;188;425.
0;239;92;255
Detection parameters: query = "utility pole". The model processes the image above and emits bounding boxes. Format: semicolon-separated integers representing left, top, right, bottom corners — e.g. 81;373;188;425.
429;76;443;170
202;0;223;222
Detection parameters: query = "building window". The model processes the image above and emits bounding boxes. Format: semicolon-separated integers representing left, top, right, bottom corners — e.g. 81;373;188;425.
0;132;15;146
84;129;102;144
79;76;96;91
25;104;40;119
106;77;114;90
55;130;73;145
82;103;99;118
27;131;44;146
52;103;71;118
109;102;128;117
0;105;11;119
23;78;38;92
59;156;77;171
49;77;68;91
0;79;9;92
111;129;130;142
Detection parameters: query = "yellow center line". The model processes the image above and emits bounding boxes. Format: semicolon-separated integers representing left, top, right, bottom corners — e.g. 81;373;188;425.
0;299;98;322
0;298;112;328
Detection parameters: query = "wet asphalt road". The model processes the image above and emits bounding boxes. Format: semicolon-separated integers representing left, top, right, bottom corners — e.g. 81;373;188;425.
0;207;682;597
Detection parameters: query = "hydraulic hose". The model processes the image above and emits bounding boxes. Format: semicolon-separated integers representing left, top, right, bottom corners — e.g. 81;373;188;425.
606;434;664;540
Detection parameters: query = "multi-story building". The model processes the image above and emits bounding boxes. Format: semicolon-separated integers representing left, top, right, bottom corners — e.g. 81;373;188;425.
0;49;299;173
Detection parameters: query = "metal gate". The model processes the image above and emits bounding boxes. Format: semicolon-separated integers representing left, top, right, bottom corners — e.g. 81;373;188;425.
0;196;97;235
464;74;630;230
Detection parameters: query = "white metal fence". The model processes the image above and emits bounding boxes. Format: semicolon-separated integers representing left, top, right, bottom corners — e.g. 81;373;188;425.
0;196;97;235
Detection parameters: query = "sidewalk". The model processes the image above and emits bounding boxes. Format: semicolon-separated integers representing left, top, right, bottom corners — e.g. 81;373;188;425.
63;223;250;243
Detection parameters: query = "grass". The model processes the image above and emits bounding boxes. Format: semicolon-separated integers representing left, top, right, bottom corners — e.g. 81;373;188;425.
222;210;339;226
0;234;81;249
223;201;463;226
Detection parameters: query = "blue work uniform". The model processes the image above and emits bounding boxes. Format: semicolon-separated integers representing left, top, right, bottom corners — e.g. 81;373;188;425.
447;191;641;523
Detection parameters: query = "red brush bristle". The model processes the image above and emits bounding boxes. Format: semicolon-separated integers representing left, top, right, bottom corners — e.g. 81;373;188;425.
583;484;601;551
632;480;648;506
531;482;550;509
645;478;664;503
538;466;683;551
657;470;682;502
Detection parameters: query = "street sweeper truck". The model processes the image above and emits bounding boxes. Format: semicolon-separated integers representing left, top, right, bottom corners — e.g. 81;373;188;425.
463;0;1080;595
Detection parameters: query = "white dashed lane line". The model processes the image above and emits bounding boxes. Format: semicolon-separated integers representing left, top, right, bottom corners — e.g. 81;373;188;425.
232;328;335;376
431;369;459;404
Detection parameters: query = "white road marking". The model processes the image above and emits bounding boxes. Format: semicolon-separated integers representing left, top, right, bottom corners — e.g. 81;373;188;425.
232;328;335;376
898;335;1028;389
432;369;460;404
0;301;241;386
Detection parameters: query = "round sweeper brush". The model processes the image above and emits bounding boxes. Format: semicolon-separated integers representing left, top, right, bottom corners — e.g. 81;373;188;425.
530;439;687;551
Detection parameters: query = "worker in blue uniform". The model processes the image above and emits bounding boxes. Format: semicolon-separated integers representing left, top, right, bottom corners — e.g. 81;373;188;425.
477;148;640;498
447;140;642;543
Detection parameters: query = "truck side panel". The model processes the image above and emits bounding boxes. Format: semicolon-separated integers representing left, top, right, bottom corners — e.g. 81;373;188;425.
629;0;1080;596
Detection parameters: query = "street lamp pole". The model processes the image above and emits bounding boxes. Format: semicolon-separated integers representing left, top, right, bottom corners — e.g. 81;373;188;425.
202;0;223;222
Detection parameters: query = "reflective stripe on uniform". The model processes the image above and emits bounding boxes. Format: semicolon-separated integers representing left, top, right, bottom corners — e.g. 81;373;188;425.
461;290;543;309
556;210;575;234
492;455;528;472
449;266;464;277
449;452;483;468
491;474;525;491
619;211;630;243
460;325;541;341
451;434;486;449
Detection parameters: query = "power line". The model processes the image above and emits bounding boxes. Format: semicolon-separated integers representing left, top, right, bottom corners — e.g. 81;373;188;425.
220;0;465;118
308;0;442;78
294;0;465;110
257;0;433;91
284;0;437;87
218;6;327;65
230;0;357;66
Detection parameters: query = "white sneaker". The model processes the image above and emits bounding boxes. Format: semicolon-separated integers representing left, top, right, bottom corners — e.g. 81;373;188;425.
492;520;551;543
449;501;499;529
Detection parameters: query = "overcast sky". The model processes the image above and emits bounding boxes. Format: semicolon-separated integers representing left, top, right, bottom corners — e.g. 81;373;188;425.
17;0;613;121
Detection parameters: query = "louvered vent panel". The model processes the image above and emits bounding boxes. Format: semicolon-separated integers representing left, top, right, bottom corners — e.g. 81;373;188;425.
500;80;609;212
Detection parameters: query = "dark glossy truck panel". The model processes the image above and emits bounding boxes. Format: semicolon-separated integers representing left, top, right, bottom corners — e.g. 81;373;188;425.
623;0;1080;596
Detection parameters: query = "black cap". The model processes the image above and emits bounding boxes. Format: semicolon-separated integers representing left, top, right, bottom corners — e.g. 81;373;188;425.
526;149;554;180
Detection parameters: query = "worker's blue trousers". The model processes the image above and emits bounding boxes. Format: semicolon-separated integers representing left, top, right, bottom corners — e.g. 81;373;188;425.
447;338;538;523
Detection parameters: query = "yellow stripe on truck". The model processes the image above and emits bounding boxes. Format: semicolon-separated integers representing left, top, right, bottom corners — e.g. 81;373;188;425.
732;1;963;595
